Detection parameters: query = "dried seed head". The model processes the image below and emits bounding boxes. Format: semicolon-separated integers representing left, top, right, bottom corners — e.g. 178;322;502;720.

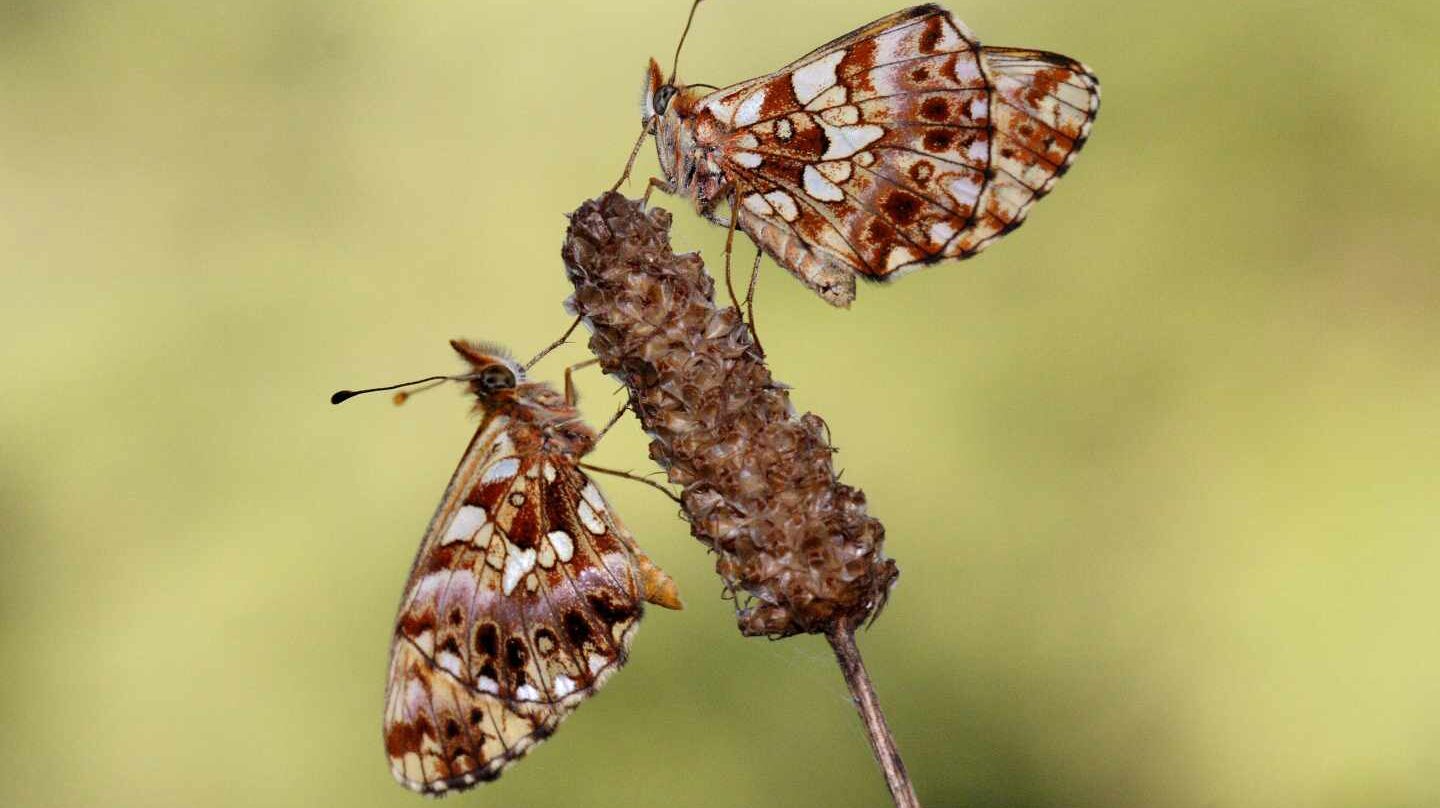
561;192;898;637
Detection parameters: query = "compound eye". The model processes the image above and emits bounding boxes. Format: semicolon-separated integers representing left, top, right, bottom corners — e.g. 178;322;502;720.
478;365;516;392
653;85;677;115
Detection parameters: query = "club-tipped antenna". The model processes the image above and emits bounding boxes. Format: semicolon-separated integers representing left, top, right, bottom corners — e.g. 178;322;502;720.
668;0;704;83
330;374;471;406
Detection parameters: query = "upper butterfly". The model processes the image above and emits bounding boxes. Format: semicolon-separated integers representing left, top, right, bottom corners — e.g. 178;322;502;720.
640;3;1100;307
337;341;682;794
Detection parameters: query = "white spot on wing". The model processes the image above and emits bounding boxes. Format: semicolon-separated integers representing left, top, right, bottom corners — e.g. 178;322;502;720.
477;676;500;694
886;245;919;270
580;483;606;513
967;137;989;164
734;90;766;126
411;572;449;604
704;92;743;124
803;164;845;202
542;462;556;483
733;151;763;168
437;651;464;678
443;505;487;544
482;457;520;484
763;191;799;222
820;122;885;160
791;50;845;105
588;654;608;674
954;54;982;84
515;684;541;701
547;530;574;562
742;193;774;217
929;220;957;245
946;175;981;208
553;674;576;698
502;546;537;595
576;500;606;535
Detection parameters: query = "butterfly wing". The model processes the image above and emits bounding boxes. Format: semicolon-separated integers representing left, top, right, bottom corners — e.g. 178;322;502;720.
692;5;1097;303
383;414;678;793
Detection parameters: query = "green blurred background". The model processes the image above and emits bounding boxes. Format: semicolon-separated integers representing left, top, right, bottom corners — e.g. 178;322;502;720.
3;1;1437;806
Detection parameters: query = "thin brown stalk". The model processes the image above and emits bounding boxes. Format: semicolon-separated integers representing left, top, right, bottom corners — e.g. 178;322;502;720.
828;623;921;808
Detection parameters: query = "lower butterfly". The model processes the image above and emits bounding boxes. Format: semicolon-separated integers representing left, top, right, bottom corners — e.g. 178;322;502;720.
630;3;1101;307
333;340;682;794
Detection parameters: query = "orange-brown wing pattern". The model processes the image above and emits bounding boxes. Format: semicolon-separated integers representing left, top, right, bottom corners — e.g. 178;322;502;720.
949;46;1099;260
383;413;677;793
682;5;1098;305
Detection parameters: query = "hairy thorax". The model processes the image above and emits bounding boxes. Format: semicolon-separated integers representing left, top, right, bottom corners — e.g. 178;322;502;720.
657;103;731;221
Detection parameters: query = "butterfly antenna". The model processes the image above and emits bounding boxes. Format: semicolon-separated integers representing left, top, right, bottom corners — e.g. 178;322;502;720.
330;374;469;406
667;0;704;83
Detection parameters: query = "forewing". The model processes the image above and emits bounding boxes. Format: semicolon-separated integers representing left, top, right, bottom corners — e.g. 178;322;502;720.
699;8;983;278
383;417;654;794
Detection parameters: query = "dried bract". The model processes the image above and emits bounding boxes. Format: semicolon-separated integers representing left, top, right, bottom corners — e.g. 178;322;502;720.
561;192;898;637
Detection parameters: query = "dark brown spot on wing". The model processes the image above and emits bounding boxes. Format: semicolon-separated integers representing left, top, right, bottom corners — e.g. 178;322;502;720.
475;623;499;658
587;592;637;625
563;610;591;646
505;636;527;671
758;74;798;119
838;35;878;80
883;192;921;225
918;17;944;54
399;611;435;639
386;717;428;758
922;128;955;152
507;493;540;549
920;97;950;122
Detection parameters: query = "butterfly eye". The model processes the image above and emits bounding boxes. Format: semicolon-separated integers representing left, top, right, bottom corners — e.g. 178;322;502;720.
653;85;677;115
478;365;516;392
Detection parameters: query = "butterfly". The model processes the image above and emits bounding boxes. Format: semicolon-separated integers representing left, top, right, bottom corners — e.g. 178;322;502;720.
635;3;1100;307
335;340;682;794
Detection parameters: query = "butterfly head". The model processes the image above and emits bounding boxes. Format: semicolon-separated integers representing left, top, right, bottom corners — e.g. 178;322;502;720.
449;339;524;402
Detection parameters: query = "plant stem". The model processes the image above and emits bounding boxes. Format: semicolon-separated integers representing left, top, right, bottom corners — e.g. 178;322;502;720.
826;624;921;808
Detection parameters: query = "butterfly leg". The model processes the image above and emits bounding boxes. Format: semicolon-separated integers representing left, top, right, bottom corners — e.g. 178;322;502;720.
592;401;630;443
641;177;674;208
524;315;583;371
742;245;764;355
579;461;683;506
611;118;657;192
562;358;601;406
721;190;744;314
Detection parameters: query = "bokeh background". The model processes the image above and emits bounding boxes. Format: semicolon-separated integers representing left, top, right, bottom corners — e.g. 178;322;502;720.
3;0;1437;806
